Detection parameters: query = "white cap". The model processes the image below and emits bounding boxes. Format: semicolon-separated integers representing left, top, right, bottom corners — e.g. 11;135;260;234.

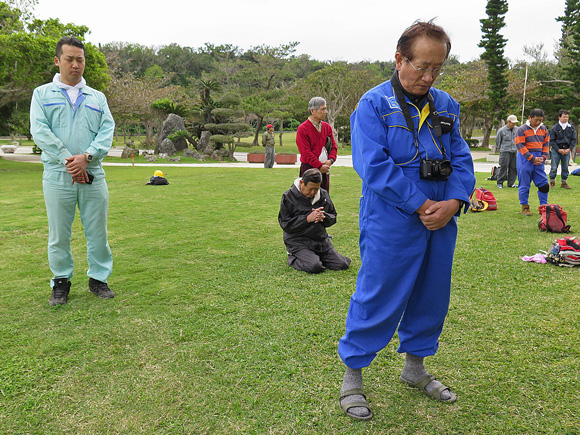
507;115;519;123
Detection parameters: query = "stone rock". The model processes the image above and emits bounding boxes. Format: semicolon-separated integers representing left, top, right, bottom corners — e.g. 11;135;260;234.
157;138;176;156
144;155;158;162
210;150;223;161
155;114;188;152
1;145;18;153
168;157;181;162
199;131;212;154
181;149;206;160
121;146;139;159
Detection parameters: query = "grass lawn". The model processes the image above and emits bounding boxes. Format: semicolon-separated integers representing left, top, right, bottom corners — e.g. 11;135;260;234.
1;159;579;434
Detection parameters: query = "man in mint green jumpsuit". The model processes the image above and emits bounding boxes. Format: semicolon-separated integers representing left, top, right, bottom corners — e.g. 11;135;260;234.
30;37;116;306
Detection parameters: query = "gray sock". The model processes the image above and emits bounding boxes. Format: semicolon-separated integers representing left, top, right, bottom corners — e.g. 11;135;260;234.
400;353;456;401
340;367;371;418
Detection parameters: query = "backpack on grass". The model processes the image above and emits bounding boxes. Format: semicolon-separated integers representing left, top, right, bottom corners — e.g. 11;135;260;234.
475;187;497;211
486;166;499;181
538;204;570;233
546;237;580;267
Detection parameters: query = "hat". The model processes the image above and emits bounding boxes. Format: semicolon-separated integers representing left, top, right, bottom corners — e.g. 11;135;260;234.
507;115;519;123
154;170;164;177
267;124;273;129
469;198;488;212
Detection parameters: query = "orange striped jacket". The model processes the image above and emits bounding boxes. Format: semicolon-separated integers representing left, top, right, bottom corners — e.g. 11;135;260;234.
515;124;550;161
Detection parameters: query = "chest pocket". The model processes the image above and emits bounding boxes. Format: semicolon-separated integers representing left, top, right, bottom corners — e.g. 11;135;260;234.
383;111;419;164
43;100;68;129
81;102;104;135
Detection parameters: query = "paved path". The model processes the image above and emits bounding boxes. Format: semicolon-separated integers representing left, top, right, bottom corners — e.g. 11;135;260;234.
0;146;530;173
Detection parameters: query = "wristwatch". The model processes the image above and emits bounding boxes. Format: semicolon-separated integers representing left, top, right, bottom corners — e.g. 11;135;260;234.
84;151;94;162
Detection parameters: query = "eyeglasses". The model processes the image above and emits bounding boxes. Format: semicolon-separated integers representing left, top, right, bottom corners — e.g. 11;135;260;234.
405;57;444;77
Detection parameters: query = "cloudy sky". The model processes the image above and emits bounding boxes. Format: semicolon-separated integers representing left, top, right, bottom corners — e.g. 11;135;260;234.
34;0;566;63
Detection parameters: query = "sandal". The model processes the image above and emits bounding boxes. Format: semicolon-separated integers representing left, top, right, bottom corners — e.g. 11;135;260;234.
339;388;373;421
400;374;456;402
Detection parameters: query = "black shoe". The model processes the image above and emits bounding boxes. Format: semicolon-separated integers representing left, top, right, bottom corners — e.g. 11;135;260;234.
89;278;115;299
49;278;71;306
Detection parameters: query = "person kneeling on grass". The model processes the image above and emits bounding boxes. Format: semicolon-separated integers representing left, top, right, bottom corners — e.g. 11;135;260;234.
278;168;351;273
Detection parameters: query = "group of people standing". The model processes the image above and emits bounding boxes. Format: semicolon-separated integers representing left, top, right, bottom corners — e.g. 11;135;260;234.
495;109;576;216
33;19;567;424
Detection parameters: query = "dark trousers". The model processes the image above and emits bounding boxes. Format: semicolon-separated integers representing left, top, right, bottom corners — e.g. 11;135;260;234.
264;146;275;168
497;152;517;186
288;247;350;274
300;163;330;192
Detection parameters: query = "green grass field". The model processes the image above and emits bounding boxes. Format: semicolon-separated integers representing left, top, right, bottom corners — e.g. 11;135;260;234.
1;159;579;434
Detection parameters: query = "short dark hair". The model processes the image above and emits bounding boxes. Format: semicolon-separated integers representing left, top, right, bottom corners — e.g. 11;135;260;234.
559;109;570;118
397;20;451;61
302;168;322;186
55;37;85;58
529;108;544;119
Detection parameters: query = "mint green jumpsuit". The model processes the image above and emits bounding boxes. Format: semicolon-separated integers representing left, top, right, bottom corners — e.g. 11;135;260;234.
30;82;115;287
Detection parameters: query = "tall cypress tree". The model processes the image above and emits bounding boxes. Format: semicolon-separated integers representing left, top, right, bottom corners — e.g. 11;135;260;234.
478;0;509;120
557;0;580;92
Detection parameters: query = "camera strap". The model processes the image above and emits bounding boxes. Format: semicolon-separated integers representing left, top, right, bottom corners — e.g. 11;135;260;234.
391;71;447;160
427;93;448;160
391;71;417;144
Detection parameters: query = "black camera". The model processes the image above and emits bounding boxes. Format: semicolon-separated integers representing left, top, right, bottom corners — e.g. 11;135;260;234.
420;158;453;180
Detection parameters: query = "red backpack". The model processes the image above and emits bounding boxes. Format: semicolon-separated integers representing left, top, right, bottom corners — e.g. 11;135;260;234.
538;204;570;233
475;187;497;211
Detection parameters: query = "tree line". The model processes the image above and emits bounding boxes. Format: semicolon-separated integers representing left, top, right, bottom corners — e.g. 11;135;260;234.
1;0;579;149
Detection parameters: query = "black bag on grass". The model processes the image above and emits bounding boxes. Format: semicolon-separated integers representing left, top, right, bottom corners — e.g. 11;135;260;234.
486;166;499;181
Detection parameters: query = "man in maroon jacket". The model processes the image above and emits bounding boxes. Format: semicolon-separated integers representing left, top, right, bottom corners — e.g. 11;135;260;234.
296;97;338;192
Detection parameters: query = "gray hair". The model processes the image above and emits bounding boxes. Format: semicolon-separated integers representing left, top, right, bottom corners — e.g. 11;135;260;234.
308;97;326;112
302;168;323;185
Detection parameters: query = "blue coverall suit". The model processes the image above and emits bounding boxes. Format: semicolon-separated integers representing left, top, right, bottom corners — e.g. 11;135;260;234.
30;81;115;287
338;80;475;369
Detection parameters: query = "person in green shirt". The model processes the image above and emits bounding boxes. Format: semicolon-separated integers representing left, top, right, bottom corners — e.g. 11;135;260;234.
262;124;276;168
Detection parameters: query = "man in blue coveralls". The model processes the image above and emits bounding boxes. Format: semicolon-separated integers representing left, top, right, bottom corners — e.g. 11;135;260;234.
338;21;476;420
30;37;116;306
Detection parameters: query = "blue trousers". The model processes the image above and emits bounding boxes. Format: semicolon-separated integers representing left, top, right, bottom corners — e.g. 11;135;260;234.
549;149;570;181
43;170;113;287
339;186;457;369
517;154;548;206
